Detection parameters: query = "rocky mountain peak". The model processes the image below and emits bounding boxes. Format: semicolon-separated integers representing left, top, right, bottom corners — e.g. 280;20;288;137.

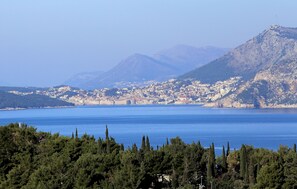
256;25;297;42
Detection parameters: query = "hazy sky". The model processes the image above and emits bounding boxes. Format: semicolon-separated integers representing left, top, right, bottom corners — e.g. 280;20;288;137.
1;0;297;87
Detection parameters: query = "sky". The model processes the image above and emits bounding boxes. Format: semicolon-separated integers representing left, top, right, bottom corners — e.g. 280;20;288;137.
0;0;297;87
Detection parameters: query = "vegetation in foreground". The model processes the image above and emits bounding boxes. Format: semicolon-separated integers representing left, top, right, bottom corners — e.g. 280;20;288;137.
0;123;297;189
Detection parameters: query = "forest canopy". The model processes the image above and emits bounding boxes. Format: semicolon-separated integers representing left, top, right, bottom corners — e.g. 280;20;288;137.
0;123;296;188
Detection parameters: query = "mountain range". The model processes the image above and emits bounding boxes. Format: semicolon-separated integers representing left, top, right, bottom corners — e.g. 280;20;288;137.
2;26;297;109
65;45;228;89
181;25;297;108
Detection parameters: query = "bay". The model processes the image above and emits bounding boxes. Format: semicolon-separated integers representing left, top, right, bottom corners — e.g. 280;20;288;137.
1;105;297;153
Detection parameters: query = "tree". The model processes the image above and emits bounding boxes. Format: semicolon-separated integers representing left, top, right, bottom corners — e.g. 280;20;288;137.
75;128;78;139
207;143;215;182
227;142;230;157
283;150;297;188
146;136;151;151
240;145;247;180
105;125;110;153
141;136;146;151
222;145;227;171
255;161;284;188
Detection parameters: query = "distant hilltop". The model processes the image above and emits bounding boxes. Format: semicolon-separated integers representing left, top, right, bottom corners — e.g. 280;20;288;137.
181;25;297;108
64;45;228;89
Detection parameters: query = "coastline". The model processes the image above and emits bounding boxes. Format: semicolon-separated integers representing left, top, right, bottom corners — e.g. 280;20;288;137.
0;105;75;111
2;102;297;111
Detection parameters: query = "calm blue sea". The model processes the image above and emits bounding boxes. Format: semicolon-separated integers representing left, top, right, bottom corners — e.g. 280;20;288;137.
1;105;297;153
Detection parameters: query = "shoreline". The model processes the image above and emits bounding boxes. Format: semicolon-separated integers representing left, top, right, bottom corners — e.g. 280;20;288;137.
0;105;75;111
2;102;297;111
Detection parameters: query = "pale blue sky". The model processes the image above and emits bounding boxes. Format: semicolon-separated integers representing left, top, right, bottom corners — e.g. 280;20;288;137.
0;0;296;87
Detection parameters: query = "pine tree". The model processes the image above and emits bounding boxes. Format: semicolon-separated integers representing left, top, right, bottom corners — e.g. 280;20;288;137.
146;136;150;151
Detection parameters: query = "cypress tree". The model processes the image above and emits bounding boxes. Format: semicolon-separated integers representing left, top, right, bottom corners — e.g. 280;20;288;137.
240;145;247;179
166;138;169;146
105;125;110;153
105;125;109;141
98;138;102;153
141;136;146;151
132;143;138;153
222;145;227;171
293;144;296;153
71;132;74;139
227;142;230;157
75;128;78;139
207;144;215;181
146;136;150;151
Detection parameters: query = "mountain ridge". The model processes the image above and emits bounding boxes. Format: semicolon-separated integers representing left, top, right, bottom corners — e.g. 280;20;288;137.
181;25;297;108
65;45;228;89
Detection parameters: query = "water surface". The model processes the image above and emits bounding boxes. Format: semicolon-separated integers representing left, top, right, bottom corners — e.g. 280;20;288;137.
1;105;297;153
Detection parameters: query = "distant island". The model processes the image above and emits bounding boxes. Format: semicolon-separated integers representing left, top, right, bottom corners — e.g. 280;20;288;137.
0;123;296;188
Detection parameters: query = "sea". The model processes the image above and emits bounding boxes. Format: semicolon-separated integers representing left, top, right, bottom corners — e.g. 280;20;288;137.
1;105;297;154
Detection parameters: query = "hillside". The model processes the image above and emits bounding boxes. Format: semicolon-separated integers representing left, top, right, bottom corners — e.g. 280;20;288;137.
181;25;297;83
181;25;297;108
67;45;228;89
64;71;105;88
0;90;74;109
80;54;178;89
154;45;229;73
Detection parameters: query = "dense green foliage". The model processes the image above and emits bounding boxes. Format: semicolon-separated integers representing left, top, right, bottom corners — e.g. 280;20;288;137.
0;91;74;109
0;123;297;188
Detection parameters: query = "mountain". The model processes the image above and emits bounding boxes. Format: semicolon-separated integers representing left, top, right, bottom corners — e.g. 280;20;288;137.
81;54;178;89
154;45;229;73
71;45;228;89
64;71;104;88
180;25;297;83
181;25;297;108
0;90;74;109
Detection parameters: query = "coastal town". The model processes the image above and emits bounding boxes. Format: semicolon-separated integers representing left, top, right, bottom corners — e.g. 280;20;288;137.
10;77;242;106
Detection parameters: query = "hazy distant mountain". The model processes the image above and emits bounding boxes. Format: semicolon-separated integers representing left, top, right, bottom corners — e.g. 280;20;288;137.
64;71;105;88
181;25;297;107
81;54;178;89
154;45;229;73
70;45;228;89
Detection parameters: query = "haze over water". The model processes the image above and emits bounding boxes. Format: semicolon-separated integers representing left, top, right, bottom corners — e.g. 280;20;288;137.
1;105;297;153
